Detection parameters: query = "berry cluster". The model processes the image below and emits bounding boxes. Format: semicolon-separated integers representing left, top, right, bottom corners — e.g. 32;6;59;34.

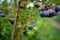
35;3;60;17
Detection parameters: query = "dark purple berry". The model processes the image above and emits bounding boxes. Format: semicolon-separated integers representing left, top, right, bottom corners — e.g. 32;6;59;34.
9;18;15;24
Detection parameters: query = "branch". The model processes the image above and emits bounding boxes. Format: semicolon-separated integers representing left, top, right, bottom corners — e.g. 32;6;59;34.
11;0;21;40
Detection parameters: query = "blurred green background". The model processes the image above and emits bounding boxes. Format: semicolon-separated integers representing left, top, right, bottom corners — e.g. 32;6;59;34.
0;0;60;40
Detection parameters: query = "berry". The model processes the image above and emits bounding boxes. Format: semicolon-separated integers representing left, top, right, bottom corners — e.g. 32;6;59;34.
9;18;15;24
40;11;49;17
43;11;49;17
34;4;40;8
40;10;57;17
49;10;56;17
40;11;45;17
55;5;60;12
0;13;6;17
28;25;34;30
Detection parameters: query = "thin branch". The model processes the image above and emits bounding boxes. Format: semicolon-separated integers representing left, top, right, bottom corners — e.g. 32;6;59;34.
11;0;21;40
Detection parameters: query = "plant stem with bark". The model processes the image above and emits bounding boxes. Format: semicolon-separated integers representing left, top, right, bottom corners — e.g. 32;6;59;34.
11;1;21;40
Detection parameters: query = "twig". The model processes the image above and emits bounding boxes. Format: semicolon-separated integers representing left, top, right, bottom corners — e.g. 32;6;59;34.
11;0;21;40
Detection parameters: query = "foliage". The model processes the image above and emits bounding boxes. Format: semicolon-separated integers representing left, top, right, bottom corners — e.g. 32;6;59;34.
54;14;60;23
0;0;60;40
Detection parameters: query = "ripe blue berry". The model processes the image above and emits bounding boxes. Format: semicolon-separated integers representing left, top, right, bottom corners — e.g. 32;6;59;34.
28;25;34;30
43;11;49;17
34;4;40;8
40;11;45;17
49;10;56;17
55;5;60;12
40;11;49;17
0;13;6;17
